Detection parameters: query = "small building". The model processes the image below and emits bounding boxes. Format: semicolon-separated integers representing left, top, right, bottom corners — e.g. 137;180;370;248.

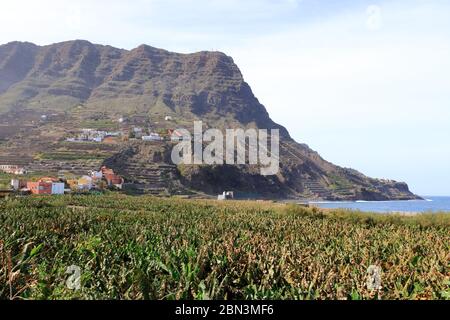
218;191;234;201
67;176;93;192
78;176;94;191
67;179;79;190
168;129;184;142
27;181;52;195
0;165;27;175
90;171;103;180
98;166;124;189
106;131;121;137
104;173;124;189
133;128;144;139
142;133;162;141
27;178;64;195
11;179;27;190
165;116;173;121
51;182;65;195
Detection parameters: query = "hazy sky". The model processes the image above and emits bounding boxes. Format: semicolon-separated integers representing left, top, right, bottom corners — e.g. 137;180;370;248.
1;0;449;195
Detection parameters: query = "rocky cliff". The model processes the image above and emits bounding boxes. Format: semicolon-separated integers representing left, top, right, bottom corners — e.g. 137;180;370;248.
0;40;420;200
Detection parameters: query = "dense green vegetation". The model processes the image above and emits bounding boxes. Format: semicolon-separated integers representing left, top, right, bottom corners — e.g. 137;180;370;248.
79;120;119;131
0;194;449;300
0;173;12;189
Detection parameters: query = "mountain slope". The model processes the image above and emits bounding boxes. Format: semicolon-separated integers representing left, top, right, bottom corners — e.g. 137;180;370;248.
0;40;420;200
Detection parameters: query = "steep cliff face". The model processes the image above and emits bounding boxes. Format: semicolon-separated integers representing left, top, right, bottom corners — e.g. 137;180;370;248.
0;40;420;200
0;41;286;131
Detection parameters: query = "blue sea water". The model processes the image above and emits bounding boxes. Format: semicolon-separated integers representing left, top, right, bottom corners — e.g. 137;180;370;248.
310;196;450;213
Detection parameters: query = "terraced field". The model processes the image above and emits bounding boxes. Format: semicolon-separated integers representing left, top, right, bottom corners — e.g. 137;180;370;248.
0;195;449;300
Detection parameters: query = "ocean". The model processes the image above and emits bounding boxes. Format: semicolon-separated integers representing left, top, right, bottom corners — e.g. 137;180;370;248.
310;196;450;213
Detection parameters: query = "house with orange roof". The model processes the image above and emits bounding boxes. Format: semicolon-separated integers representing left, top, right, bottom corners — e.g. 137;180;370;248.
104;173;124;189
27;177;65;195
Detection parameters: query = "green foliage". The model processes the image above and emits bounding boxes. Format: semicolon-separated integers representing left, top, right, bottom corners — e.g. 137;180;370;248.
37;152;107;161
79;119;119;131
0;195;448;300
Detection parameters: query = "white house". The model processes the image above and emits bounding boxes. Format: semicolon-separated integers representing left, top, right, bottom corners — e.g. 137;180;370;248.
142;133;162;141
78;176;94;191
11;179;26;190
90;171;103;180
105;131;121;137
11;179;19;190
0;165;26;175
218;191;234;201
165;116;173;121
51;182;65;195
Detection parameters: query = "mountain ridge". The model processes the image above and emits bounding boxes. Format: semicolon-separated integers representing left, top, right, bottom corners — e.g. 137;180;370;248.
0;40;420;200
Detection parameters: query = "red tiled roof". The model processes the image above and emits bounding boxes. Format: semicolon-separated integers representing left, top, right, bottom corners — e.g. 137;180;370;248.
104;173;123;185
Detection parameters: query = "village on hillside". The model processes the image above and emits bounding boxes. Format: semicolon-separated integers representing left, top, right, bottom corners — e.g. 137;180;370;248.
0;110;242;201
0;114;186;197
64;115;183;144
2;164;123;195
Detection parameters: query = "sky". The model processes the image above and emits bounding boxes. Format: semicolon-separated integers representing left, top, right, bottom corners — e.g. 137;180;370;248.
1;0;449;196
